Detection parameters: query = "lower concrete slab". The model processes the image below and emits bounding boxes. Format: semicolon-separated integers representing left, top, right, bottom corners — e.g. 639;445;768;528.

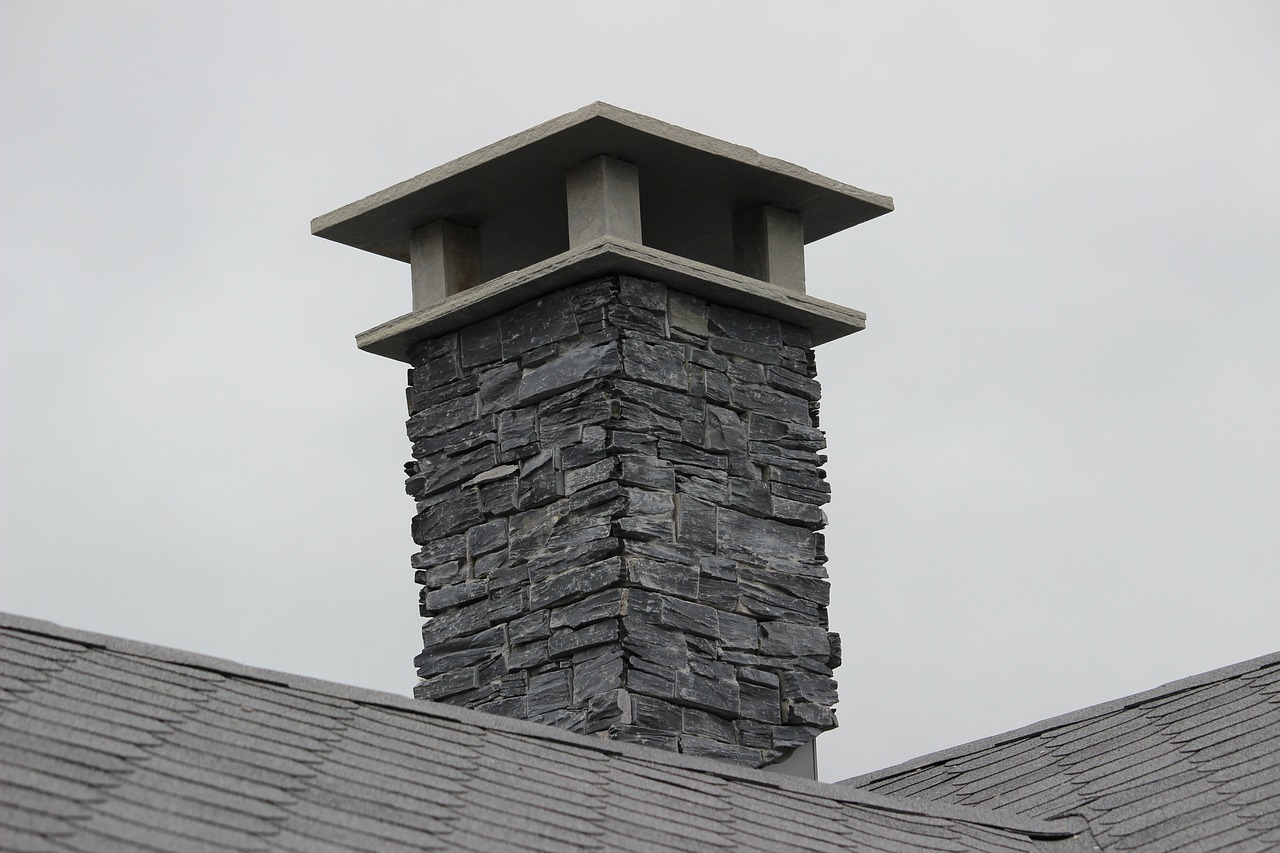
356;238;866;362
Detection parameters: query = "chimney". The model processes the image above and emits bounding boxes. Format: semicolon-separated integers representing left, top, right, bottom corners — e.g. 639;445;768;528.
312;103;892;773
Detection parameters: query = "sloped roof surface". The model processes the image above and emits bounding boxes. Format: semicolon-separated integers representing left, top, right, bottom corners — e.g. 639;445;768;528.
0;613;1082;853
845;651;1280;851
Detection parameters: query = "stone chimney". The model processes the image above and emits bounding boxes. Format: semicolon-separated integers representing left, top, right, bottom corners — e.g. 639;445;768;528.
312;103;892;773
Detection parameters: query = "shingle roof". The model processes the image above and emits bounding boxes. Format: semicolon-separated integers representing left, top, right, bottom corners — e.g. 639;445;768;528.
844;651;1280;851
0;613;1085;852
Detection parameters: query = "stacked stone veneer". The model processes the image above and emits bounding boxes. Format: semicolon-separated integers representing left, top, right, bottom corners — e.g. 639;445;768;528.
405;275;840;767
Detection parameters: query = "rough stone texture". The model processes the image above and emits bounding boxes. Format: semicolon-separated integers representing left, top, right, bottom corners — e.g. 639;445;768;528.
406;275;837;768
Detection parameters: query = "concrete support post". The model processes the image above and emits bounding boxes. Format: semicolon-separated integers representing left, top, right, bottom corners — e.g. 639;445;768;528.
733;204;806;294
565;155;642;248
410;220;481;311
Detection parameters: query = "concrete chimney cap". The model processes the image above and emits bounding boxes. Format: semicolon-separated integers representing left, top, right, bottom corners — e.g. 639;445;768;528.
310;102;893;276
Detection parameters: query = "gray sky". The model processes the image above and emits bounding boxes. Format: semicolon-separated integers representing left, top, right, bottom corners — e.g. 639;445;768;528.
3;2;1277;782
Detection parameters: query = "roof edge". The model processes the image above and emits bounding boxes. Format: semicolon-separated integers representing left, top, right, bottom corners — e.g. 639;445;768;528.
0;610;1077;839
842;648;1280;788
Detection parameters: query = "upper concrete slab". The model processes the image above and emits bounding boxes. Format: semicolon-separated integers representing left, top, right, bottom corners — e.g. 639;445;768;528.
311;102;893;284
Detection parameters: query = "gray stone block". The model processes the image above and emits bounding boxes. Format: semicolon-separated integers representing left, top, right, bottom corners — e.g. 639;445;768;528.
563;457;618;495
477;362;522;415
709;303;783;346
551;589;624;629
459;316;502;368
572;650;624;705
728;477;773;517
628;591;716;640
728;360;766;386
549;619;620;659
631;695;682;732
507;640;548;671
739;583;822;623
418;445;499;497
614;515;675;542
412;490;484;543
517;342;621;405
410;374;481;413
716;508;814;565
676;472;728;504
567;479;625;513
765;365;820;402
659;441;727;472
683;707;736;742
780;323;813;349
786;702;836;728
508;610;550;644
759;621;831;659
771;724;825;753
731;382;811;426
675;495;717;554
780;671;838;706
414;560;465;591
718;612;759;650
407;393;479;440
414;667;480;700
476;695;527;719
529;557;624;610
560;425;607;469
527;669;571;718
476;478;519;517
770;497;825;528
626;668;675;701
606;302;665;335
500;290;578;358
487;582;528;623
415;352;462;391
518;451;562;509
618;276;666;311
420;598;493;648
412;534;469;568
618;455;676;490
827;632;842;669
738;667;779;688
624;557;698;600
621;616;687;671
708;335;782;366
465;520;506;560
674;671;740;717
412;415;498;459
614;379;704;424
769;481;831;506
422;580;489;614
416;624;504;678
584;689;624;734
621;338;687;391
607;430;657;455
612;726;678;751
667;290;709;338
704;368;731;405
737;565;830;607
497;407;538;456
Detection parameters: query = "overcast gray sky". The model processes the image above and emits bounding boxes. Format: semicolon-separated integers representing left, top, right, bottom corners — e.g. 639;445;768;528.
3;2;1277;782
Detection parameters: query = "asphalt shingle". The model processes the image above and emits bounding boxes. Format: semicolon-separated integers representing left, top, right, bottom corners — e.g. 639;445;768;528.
0;612;1083;852
846;651;1280;851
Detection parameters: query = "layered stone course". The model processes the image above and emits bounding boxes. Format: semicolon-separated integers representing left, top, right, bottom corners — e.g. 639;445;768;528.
405;275;840;767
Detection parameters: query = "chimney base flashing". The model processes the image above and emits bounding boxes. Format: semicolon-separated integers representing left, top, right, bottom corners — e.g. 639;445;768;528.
357;239;865;362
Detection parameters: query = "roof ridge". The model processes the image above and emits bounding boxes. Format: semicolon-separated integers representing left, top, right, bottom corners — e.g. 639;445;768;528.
0;610;1082;838
841;648;1280;788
